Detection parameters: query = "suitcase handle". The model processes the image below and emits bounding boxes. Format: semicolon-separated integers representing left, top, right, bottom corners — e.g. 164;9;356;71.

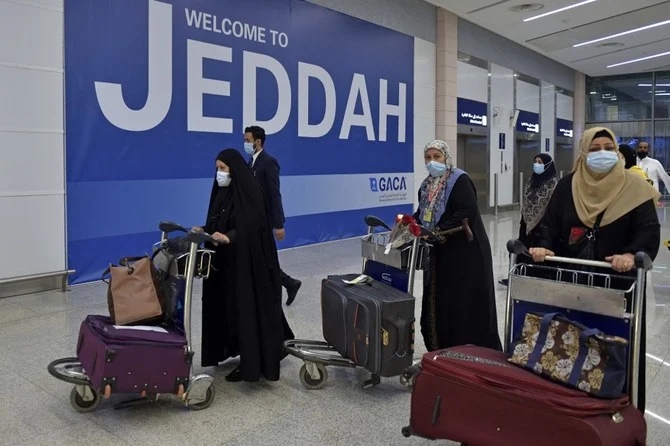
397;317;410;355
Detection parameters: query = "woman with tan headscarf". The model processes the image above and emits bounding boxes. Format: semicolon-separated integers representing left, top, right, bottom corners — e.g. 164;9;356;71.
413;140;501;352
529;126;660;414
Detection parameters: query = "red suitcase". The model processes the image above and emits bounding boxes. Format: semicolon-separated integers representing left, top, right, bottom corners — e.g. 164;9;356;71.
402;345;646;446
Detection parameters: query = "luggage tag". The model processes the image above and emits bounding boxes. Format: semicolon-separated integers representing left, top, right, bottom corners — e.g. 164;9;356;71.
342;274;371;285
423;208;433;223
384;242;393;255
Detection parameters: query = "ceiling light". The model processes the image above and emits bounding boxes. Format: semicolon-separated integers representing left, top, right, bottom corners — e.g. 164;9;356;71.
523;0;596;22
573;19;670;48
509;4;544;13
607;51;670;68
638;83;670;87
589;91;597;94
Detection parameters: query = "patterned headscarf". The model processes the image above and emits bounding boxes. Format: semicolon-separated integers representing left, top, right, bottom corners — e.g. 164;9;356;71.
424;140;453;172
522;153;558;234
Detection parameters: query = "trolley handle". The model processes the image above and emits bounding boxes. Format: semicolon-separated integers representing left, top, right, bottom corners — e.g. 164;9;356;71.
364;215;392;231
506;239;653;271
158;221;188;233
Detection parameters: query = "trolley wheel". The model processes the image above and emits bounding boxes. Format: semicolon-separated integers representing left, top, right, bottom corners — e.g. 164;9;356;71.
401;426;412;438
299;363;328;390
69;385;101;413
48;357;89;385
189;384;215;411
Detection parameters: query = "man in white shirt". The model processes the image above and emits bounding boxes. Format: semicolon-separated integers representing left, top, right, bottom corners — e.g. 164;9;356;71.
637;141;670;195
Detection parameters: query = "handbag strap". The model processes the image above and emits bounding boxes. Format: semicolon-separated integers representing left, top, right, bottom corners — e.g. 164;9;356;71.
567;328;602;386
587;211;606;240
527;312;563;369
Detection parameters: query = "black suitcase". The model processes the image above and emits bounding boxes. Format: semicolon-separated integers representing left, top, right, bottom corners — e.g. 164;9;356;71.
320;274;415;377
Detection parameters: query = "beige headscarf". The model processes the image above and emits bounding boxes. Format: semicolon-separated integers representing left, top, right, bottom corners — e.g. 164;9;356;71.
572;126;660;227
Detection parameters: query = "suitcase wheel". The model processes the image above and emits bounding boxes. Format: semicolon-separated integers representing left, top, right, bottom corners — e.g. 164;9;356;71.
299;362;328;390
401;426;412;438
188;384;215;411
70;385;101;413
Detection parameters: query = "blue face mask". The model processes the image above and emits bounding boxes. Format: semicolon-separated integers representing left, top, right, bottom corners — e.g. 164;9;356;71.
216;171;231;187
244;142;255;156
586;150;619;174
533;163;545;175
426;161;447;177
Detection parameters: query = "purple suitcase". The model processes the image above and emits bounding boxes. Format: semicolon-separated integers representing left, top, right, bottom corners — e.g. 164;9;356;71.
76;315;192;395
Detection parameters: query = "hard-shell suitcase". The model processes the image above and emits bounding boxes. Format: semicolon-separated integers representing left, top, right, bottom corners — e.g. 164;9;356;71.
321;274;415;377
76;315;192;394
405;345;646;446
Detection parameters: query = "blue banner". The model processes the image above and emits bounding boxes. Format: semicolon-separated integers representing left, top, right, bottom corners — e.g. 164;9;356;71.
515;110;540;134
65;0;415;283
457;98;487;127
556;118;573;138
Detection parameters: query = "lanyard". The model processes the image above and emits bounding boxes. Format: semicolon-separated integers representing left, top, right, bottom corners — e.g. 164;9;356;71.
426;177;447;210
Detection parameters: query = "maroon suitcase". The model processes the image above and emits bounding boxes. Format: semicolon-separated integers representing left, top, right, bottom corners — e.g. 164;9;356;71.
404;345;646;446
76;315;192;395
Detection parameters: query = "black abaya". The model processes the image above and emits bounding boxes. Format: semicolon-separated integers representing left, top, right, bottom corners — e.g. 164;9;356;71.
200;149;294;382
535;172;660;413
414;174;502;352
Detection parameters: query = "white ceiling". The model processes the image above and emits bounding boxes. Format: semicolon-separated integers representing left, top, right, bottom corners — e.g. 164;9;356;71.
426;0;670;77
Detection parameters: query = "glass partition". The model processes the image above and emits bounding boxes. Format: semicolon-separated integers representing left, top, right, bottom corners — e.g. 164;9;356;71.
586;73;654;122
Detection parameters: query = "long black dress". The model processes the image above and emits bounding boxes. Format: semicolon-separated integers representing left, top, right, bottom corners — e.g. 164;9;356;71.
414;173;502;352
201;149;294;382
535;172;660;413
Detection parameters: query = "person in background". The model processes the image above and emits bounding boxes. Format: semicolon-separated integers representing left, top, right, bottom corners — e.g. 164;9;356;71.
637;140;670;195
529;127;660;414
244;125;302;306
519;153;559;247
413;140;501;352
619;144;652;185
194;149;295;383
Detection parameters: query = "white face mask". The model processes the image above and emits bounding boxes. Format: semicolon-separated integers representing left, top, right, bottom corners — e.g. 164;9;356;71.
216;171;231;187
244;142;255;156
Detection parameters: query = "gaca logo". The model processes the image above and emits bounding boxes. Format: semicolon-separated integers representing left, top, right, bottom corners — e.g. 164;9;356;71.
369;176;408;192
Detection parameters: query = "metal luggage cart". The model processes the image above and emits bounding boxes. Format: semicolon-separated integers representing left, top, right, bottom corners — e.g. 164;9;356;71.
283;215;430;390
47;222;218;412
504;239;652;408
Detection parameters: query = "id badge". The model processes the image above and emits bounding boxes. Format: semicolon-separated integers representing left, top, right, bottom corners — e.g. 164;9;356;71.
423;208;433;223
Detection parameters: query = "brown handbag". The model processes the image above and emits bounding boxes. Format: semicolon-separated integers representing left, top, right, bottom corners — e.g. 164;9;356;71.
103;256;165;326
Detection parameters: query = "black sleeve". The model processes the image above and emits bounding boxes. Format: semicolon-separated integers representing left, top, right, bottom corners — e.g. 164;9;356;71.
264;158;285;230
519;216;527;241
622;199;660;261
435;175;478;231
534;178;567;250
413;189;422;223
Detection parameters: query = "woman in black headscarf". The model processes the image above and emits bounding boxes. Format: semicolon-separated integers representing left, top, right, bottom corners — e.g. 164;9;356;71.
195;148;294;383
519;153;559;247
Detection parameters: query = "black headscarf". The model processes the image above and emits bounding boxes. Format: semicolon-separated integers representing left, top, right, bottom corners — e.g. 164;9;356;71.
618;144;637;169
530;153;557;188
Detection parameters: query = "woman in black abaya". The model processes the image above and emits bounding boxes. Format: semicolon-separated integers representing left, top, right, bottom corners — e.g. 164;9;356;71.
414;140;501;352
195;148;294;382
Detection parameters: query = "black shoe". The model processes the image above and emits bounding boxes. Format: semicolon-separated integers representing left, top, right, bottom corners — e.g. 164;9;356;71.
498;279;509;287
225;367;242;382
285;279;301;306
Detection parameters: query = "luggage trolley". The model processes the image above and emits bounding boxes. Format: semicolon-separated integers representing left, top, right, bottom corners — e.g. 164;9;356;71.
47;222;218;412
283;215;430;390
504;239;652;408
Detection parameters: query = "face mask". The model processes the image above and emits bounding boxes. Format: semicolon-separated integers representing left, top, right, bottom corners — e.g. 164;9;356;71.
426;160;447;177
216;171;231;187
586;151;619;174
637;151;648;159
244;142;255;156
533;163;545;175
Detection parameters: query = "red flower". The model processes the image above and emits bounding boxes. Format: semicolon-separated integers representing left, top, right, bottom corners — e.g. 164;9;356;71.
400;214;413;225
408;222;421;237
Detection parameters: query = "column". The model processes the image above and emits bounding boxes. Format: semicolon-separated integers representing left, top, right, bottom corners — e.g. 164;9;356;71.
435;9;458;165
573;71;586;160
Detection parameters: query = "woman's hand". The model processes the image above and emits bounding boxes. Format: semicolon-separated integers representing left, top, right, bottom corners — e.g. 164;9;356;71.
605;253;635;273
529;247;555;263
211;232;230;245
191;226;204;233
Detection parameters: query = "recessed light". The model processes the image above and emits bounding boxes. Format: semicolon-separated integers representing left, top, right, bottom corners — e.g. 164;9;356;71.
589;91;597;95
523;0;597;22
509;3;544;13
573;19;670;48
596;42;624;48
607;51;670;68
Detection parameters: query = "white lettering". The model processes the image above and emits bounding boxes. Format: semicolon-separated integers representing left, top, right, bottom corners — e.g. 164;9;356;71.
222;18;232;35
184;8;202;28
187;40;233;133
270;29;278;45
243;51;291;135
94;0;172;131
378;79;406;143
298;62;336;138
339;73;375;141
278;32;288;48
202;13;213;31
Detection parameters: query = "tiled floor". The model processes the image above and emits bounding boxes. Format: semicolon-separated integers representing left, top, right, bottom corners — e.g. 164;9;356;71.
2;209;670;445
